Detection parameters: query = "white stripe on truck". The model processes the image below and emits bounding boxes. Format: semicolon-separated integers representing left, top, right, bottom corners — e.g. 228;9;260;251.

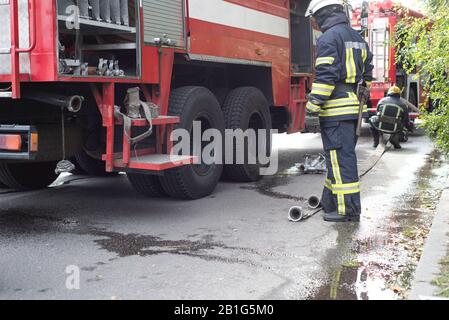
188;0;290;38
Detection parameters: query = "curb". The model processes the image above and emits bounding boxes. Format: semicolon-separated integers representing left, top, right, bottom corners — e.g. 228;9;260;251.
409;184;449;300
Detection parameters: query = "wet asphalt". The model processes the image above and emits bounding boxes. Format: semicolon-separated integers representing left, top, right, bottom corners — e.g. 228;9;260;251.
0;125;448;300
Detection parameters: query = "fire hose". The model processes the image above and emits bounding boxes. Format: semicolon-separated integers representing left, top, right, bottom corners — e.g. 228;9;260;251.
288;142;388;222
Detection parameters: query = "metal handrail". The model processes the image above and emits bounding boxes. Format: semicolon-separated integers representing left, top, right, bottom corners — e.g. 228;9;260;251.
8;0;36;98
0;0;35;55
16;0;36;53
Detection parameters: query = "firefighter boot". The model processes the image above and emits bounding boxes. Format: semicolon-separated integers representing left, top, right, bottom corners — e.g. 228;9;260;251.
323;212;361;223
371;127;380;148
390;134;402;149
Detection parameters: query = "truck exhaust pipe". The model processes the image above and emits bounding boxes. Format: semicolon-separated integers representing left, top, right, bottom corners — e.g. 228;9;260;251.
26;92;84;113
288;206;304;222
307;195;321;209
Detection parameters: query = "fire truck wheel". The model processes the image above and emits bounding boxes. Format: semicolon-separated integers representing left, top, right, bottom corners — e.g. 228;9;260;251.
127;174;167;198
211;87;231;107
159;86;225;200
222;87;272;182
0;161;59;190
74;151;116;177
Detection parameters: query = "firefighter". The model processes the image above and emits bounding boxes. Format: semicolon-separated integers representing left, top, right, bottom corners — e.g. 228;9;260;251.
305;0;374;222
370;85;413;149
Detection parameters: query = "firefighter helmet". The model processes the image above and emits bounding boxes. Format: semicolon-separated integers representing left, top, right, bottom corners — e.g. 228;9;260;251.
387;85;402;96
305;0;344;17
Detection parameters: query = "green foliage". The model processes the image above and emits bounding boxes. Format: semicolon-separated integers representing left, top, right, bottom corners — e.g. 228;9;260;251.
396;1;449;152
431;255;449;297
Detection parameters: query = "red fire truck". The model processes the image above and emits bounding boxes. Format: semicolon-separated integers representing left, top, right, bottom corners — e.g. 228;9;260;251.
0;0;317;199
351;0;426;117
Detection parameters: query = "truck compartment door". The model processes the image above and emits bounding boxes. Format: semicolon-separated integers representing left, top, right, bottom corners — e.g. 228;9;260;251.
142;0;186;48
290;0;313;74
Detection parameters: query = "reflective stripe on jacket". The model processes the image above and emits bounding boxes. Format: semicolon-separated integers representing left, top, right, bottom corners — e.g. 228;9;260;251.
372;95;411;133
306;11;374;122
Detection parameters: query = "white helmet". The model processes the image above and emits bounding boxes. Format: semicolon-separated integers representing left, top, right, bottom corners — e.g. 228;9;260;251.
305;0;344;17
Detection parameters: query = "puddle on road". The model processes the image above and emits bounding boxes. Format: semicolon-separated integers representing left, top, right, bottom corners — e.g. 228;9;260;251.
310;150;449;300
0;209;257;266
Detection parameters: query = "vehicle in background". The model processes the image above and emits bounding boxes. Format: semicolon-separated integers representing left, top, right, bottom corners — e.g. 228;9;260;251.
351;0;428;119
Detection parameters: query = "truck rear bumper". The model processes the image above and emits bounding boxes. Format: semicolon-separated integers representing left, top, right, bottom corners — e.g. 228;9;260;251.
0;125;37;160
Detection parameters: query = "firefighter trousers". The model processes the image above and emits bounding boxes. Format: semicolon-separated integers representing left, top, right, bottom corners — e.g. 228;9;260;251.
320;120;361;216
370;126;402;149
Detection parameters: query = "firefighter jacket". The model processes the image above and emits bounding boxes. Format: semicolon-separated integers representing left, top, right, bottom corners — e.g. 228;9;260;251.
372;95;411;134
307;11;374;122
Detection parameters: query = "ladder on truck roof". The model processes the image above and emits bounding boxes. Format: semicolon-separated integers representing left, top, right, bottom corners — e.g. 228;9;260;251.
0;0;36;99
370;27;390;83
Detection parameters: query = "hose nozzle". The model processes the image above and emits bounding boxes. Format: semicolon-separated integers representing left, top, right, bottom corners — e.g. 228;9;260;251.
307;195;322;209
288;206;304;222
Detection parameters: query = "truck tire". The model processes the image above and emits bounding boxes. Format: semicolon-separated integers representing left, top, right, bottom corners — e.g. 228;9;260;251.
0;161;59;190
159;86;225;200
211;87;230;107
74;151;116;177
127;173;166;197
222;87;272;182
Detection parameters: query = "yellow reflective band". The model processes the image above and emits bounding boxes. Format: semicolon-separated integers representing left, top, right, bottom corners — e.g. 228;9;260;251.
323;93;359;108
316;57;335;66
330;151;342;185
313;83;335;91
362;48;367;72
306;101;321;113
333;188;360;195
337;194;345;215
330;150;345;215
345;48;357;84
311;89;333;97
319;92;365;117
366;81;372;89
332;182;360;195
325;178;333;190
333;182;360;189
311;83;335;97
323;99;359;109
350;49;357;83
320;106;360;117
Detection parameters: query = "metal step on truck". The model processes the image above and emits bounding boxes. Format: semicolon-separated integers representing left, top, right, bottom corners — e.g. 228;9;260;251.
0;0;317;199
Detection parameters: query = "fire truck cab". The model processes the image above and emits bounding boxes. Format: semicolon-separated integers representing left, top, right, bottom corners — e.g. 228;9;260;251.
0;0;316;199
351;0;426;118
